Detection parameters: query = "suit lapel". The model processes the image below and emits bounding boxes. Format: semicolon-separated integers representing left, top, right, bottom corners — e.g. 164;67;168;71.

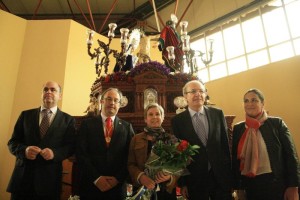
204;106;212;141
110;116;122;147
95;116;106;147
33;108;42;142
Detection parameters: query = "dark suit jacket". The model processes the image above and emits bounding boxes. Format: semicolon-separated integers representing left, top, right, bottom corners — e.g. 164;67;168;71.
232;117;300;189
171;106;232;196
7;107;76;196
76;115;134;199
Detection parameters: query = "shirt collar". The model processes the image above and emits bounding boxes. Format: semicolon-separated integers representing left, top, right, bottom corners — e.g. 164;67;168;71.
188;106;205;117
101;113;116;124
40;106;58;114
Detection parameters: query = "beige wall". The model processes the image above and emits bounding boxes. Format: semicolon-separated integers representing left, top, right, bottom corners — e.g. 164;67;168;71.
0;11;27;199
1;2;300;198
206;56;300;156
0;10;108;199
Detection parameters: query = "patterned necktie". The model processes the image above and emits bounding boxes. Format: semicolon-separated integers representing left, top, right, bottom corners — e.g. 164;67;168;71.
105;117;113;145
193;113;207;146
40;109;51;138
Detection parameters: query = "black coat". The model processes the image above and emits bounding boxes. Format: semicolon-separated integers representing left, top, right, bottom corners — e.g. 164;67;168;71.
76;115;134;200
7;108;76;196
171;106;233;198
232;117;300;189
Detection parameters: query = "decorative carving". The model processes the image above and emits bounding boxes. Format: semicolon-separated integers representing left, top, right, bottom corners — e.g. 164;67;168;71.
144;88;157;109
174;96;188;114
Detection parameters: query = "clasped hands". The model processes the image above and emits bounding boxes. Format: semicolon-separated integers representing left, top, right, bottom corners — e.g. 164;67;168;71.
25;146;54;160
139;171;171;190
96;176;119;192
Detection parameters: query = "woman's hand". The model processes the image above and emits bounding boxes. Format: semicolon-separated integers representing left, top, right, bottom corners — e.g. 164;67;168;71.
154;171;171;184
139;174;156;190
180;186;189;200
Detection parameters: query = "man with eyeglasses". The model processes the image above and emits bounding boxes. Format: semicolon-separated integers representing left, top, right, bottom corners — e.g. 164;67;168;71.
76;87;135;200
7;81;76;200
171;80;233;200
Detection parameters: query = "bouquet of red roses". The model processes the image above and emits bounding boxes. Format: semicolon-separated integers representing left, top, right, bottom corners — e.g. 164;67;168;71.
145;139;200;178
128;136;199;200
127;131;199;200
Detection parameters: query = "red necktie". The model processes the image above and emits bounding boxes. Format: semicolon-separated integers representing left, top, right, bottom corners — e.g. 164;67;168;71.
105;117;113;146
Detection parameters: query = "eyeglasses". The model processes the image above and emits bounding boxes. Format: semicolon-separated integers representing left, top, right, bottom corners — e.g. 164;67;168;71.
243;99;260;104
104;97;121;104
185;89;206;95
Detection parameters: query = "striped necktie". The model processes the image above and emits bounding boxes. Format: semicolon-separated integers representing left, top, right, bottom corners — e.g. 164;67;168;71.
193;112;207;146
40;109;51;138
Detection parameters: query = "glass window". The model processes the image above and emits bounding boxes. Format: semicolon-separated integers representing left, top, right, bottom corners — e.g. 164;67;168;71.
285;0;300;38
242;16;266;52
247;50;269;69
223;23;245;59
198;68;209;83
191;39;207;69
262;7;290;46
209;63;227;80
269;41;294;62
208;31;225;65
294;38;300;55
188;0;299;82
227;56;247;75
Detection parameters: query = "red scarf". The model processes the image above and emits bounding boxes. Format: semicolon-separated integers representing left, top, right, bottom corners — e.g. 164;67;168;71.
237;111;269;177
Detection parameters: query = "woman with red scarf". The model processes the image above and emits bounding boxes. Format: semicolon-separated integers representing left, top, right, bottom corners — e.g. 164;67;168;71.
232;88;300;200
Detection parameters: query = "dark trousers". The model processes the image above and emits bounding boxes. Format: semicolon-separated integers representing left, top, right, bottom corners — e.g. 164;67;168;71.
11;193;60;200
188;169;232;200
243;173;285;200
79;183;127;200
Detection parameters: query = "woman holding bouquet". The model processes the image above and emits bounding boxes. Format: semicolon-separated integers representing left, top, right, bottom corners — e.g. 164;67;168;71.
128;103;177;199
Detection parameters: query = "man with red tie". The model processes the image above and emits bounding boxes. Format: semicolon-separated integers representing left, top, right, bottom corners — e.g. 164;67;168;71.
76;87;135;200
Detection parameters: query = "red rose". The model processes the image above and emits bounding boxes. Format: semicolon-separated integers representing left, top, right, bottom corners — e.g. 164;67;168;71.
177;140;189;152
104;75;110;82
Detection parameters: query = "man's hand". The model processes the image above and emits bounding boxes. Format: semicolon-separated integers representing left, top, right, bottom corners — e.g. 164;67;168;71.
95;176;115;192
25;146;41;160
40;148;54;160
284;187;299;200
106;176;119;188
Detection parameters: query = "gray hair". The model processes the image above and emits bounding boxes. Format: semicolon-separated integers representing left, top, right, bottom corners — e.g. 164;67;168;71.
182;80;205;95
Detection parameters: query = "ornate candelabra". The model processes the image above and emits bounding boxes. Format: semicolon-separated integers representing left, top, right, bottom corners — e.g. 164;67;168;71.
167;20;214;75
86;24;131;76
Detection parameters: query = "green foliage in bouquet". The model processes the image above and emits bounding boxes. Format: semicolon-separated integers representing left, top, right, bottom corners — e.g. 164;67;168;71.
145;140;200;176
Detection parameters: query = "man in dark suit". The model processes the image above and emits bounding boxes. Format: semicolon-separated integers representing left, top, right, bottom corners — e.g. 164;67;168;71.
171;80;233;200
76;87;135;200
7;81;76;200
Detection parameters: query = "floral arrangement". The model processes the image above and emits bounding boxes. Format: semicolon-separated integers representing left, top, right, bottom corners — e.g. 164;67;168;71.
68;195;80;200
127;134;199;200
97;61;200;84
145;139;200;177
129;61;170;77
